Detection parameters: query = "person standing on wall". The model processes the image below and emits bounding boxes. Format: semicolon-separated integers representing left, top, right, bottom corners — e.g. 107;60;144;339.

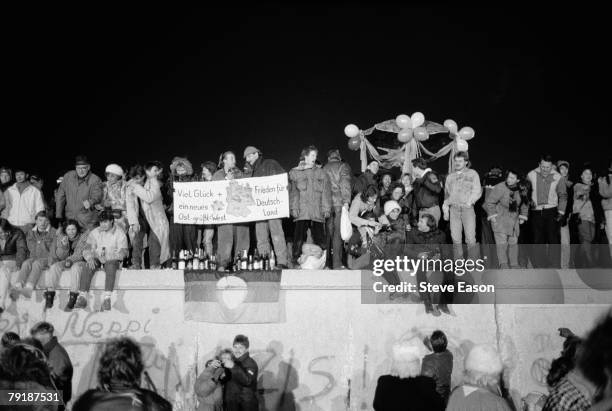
243;146;289;269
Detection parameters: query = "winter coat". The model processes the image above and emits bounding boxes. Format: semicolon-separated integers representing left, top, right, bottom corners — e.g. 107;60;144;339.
421;350;453;403
195;366;225;411
288;161;332;223
527;167;568;213
485;182;528;237
127;178;171;264
444;168;482;208
246;156;285;178
413;169;443;210
598;175;612;211
73;387;171;411
224;353;259;410
373;375;444;411
0;228;27;268
404;229;448;260
83;225;129;262
42;336;73;404
573;182;604;225
4;183;45;226
49;230;89;265
55;170;103;229
166;157;196;218
323;159;352;208
353;170;377;195
26;226;57;260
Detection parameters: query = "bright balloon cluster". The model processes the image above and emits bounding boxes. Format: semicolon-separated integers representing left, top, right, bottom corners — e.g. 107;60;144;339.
394;112;429;143
443;119;475;152
344;124;361;151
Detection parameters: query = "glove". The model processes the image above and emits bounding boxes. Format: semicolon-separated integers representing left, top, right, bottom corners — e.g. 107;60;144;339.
555;213;564;223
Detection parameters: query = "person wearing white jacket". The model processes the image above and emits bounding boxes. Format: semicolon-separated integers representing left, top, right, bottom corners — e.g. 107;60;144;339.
3;169;44;233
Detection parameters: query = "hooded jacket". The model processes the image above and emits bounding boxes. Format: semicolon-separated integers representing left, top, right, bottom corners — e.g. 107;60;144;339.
288;161;332;222
55;170;103;229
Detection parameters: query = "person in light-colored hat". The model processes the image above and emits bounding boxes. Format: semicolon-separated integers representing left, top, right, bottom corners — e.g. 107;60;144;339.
373;336;444;411
96;163;128;233
446;344;512;411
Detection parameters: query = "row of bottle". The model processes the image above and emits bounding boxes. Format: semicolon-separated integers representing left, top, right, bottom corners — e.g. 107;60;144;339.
172;249;217;271
172;248;276;271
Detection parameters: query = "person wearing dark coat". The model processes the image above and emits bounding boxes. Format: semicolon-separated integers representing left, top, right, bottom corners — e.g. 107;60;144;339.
404;213;453;316
167;156;198;257
221;334;259;411
0;218;28;313
410;158;443;225
244;146;289;268
72;336;171;411
322;149;352;269
373;337;444;411
31;322;73;408
421;330;453;404
352;160;380;196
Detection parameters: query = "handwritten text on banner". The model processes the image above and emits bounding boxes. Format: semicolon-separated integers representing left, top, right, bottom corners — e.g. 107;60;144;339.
173;174;289;225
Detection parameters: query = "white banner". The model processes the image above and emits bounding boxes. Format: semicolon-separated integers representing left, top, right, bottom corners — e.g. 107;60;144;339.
173;174;289;225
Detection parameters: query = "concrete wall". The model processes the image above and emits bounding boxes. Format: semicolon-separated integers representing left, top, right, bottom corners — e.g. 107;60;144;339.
0;269;609;410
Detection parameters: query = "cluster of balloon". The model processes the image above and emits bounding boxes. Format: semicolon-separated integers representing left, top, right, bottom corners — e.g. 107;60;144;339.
344;124;361;151
443;119;475;152
395;112;429;143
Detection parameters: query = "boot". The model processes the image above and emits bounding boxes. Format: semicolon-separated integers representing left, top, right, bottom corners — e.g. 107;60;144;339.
43;291;55;310
101;297;111;312
438;303;451;315
64;292;78;312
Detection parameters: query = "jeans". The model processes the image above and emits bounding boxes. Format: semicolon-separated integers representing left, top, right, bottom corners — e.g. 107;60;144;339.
605;210;612;260
132;229;161;268
255;219;288;265
560;224;571;269
217;224;250;268
326;207;344;268
493;232;519;267
170;222;197;254
293;220;326;263
449;205;477;260
577;220;596;267
45;261;84;291
0;260;17;309
16;257;49;287
80;259;120;292
530;207;561;268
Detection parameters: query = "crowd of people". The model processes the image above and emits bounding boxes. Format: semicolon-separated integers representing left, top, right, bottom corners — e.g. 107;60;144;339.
0;149;611;312
1;311;610;410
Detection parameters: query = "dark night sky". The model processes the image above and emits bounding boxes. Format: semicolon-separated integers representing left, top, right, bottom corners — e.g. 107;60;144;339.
5;4;610;197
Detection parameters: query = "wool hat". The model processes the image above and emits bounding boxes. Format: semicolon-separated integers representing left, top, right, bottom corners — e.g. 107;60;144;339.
243;146;261;159
105;164;124;177
464;344;503;375
384;200;401;216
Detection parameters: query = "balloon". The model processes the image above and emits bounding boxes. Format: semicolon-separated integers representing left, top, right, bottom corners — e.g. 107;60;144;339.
411;112;425;128
348;136;361;151
397;129;413;143
458;126;475;140
444;119;458;134
413;126;429;141
456;138;469;152
344;124;360;138
396;114;412;129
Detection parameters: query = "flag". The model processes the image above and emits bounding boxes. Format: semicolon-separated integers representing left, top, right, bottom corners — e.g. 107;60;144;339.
184;270;284;323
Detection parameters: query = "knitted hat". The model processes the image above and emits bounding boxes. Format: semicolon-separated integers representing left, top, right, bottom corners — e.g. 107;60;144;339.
243;146;260;159
105;164;124;177
464;344;503;375
384;200;401;216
